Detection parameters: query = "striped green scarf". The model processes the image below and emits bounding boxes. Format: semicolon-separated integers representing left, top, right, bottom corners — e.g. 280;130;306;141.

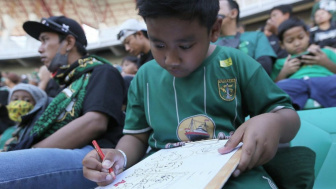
7;55;112;150
31;55;108;140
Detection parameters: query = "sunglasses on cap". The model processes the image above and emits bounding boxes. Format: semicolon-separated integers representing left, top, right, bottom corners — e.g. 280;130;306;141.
117;29;138;40
41;18;78;39
218;14;226;19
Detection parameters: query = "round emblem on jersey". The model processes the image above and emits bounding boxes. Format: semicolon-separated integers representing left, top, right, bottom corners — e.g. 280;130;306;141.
177;115;215;141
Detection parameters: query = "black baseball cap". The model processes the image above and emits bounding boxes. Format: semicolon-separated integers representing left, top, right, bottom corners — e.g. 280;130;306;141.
23;16;87;48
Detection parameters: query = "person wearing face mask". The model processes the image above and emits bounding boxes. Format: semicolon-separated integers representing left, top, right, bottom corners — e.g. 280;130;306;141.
0;16;126;189
0;83;48;151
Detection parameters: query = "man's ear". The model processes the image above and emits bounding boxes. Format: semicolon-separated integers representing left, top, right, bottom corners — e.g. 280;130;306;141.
135;31;144;39
230;9;238;20
65;35;76;51
210;18;222;42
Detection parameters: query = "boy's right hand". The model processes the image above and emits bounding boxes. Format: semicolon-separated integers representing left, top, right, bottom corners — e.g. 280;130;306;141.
82;149;125;186
283;55;301;76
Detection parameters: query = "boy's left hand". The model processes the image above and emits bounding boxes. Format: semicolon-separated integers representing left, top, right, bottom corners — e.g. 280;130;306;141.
301;46;329;66
218;113;281;177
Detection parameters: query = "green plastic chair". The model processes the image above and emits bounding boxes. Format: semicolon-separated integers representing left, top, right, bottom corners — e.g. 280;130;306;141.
290;107;336;189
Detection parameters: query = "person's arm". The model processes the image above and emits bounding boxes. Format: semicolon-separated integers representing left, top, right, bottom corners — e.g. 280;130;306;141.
82;133;149;186
33;111;108;148
218;108;300;177
274;55;301;82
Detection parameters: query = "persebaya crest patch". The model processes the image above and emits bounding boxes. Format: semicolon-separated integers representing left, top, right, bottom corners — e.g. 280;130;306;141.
218;79;236;101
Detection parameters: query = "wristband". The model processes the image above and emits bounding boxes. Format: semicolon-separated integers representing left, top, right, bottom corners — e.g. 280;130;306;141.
117;149;127;169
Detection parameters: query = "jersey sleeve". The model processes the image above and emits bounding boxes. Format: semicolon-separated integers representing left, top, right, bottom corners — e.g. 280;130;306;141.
241;64;293;117
123;72;152;134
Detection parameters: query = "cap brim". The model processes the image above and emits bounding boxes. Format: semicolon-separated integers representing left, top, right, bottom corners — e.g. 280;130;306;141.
23;21;59;41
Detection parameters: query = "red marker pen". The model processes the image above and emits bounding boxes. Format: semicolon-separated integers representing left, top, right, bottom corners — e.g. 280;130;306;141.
92;140;116;179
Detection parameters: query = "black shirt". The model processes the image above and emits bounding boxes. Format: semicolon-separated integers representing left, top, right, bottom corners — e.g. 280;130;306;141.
83;64;126;148
137;51;153;68
310;25;336;48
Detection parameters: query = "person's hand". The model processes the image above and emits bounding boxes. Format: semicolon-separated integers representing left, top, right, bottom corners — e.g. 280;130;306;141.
301;46;330;67
217;113;280;177
82;149;126;186
282;55;301;76
38;65;51;90
265;19;277;34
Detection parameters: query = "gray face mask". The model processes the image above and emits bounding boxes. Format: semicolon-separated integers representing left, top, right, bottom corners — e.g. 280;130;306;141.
48;52;68;73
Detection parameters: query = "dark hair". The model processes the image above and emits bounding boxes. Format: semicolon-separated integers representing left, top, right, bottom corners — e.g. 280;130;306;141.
57;34;87;56
277;17;309;42
136;0;219;33
122;56;138;64
227;0;240;24
270;4;293;16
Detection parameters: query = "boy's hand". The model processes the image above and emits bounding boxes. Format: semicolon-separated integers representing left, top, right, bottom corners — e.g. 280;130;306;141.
301;48;329;67
82;149;125;186
283;55;301;75
218;114;280;177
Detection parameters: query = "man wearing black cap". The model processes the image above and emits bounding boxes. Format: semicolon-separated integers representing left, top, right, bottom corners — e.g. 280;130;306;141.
0;16;125;188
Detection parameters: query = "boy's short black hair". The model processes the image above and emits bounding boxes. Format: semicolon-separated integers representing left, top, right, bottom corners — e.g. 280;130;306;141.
226;0;240;24
270;4;293;16
136;0;219;33
277;17;309;42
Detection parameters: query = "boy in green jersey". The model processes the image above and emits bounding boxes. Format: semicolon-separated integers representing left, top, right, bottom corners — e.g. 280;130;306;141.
271;17;336;110
83;0;300;188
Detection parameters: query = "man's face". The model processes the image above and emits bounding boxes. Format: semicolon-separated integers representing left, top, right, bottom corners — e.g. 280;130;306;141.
38;32;64;68
145;17;212;78
281;26;310;55
123;33;144;56
218;0;234;28
270;9;289;28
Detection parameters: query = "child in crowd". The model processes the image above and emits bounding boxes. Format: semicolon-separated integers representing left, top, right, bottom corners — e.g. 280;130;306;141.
271;17;336;110
0;83;48;150
4;72;21;89
310;7;336;49
121;56;138;76
82;0;300;188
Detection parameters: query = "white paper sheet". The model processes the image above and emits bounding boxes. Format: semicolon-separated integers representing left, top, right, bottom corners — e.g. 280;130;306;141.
97;139;242;189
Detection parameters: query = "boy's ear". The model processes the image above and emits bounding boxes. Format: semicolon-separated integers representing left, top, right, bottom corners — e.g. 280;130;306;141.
280;41;285;49
210;18;222;42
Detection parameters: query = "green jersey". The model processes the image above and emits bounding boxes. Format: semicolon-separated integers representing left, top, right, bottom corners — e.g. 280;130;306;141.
124;46;293;153
216;31;276;60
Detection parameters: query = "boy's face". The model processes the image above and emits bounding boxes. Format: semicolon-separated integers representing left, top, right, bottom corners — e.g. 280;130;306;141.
10;90;36;106
146;17;219;78
270;9;289;28
281;26;310;55
314;9;332;25
122;60;138;75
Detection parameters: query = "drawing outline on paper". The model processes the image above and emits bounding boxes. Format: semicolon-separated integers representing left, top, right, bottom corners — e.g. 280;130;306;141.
96;139;242;189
